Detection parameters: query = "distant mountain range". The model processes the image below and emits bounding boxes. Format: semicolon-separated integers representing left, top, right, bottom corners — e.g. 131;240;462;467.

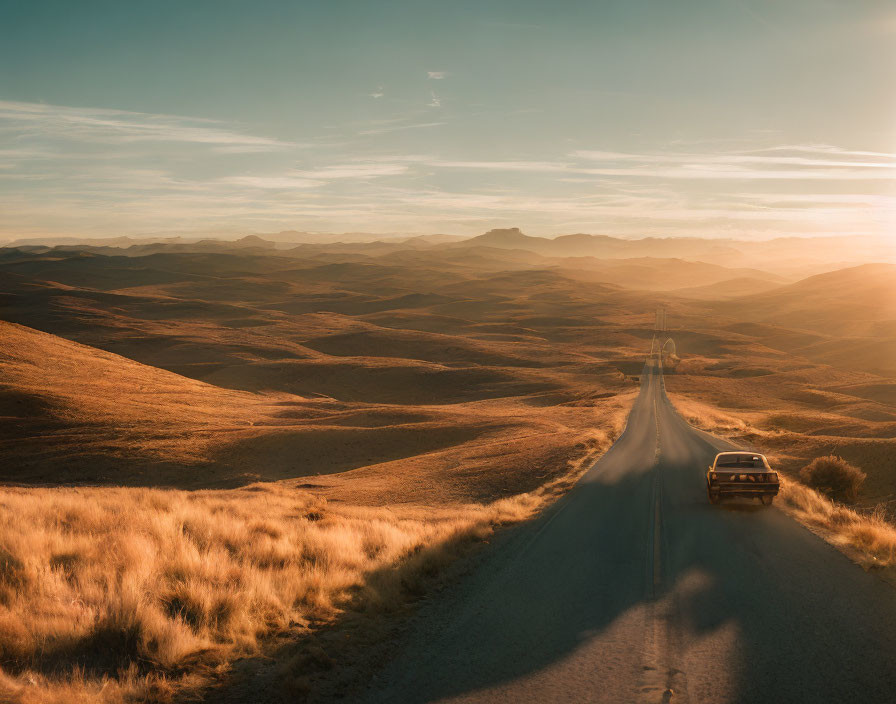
1;231;467;251
448;228;892;276
2;227;891;279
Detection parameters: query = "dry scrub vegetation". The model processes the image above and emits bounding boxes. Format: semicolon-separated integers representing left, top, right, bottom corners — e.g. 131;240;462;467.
799;455;866;503
0;455;609;704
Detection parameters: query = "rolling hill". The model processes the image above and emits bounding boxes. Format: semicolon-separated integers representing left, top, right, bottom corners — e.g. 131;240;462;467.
718;263;896;336
0;320;298;485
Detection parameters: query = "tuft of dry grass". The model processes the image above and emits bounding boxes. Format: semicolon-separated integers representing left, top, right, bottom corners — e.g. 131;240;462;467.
0;433;608;704
779;479;896;569
799;455;866;503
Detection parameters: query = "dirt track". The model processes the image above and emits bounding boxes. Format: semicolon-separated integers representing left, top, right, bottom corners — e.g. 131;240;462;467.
361;359;896;703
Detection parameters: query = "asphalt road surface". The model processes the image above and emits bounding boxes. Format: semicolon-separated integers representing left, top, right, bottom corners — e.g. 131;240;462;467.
361;359;896;703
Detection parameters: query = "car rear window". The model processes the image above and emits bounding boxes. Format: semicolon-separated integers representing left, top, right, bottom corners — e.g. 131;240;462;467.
716;456;765;468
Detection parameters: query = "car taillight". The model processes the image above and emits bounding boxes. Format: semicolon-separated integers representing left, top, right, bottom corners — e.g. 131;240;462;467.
769;472;778;482
711;472;717;480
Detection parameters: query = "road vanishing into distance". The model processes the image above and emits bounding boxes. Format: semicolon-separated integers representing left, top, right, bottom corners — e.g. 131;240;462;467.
361;358;896;703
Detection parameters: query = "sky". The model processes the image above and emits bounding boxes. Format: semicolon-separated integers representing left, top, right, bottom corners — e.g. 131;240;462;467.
1;0;895;240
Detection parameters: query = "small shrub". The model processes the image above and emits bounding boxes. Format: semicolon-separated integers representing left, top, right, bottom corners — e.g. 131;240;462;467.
799;455;866;503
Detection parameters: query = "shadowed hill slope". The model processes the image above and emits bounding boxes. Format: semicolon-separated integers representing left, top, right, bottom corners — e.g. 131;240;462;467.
0;320;305;485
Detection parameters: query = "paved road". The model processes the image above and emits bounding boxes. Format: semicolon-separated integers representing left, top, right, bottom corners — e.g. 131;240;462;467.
361;360;896;703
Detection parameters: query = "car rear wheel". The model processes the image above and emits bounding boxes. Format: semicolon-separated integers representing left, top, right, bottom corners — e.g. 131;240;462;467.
707;486;721;505
760;495;774;506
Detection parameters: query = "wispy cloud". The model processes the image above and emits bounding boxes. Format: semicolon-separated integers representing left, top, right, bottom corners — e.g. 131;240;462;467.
295;163;410;179
735;192;896;208
430;146;896;181
427;71;448;80
220;162;410;189
430;160;569;172
750;144;896;160
573;147;896;170
0;100;294;150
220;175;323;190
428;91;442;108
369;85;385;98
358;121;446;136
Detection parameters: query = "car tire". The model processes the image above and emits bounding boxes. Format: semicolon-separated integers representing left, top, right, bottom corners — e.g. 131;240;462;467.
760;495;774;506
707;486;721;505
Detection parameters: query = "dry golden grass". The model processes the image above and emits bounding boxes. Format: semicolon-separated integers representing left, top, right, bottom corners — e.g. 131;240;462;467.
0;428;612;704
0;489;514;702
779;479;896;569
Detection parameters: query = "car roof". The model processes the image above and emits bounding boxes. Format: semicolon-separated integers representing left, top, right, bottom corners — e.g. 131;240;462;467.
715;451;766;458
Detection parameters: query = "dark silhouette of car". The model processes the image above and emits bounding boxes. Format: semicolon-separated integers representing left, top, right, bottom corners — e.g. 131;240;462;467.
706;452;780;506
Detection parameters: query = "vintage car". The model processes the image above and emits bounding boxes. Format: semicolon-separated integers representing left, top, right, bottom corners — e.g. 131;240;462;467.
706;451;779;506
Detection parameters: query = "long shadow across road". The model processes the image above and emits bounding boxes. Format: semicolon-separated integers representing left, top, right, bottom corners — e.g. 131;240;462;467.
361;361;896;703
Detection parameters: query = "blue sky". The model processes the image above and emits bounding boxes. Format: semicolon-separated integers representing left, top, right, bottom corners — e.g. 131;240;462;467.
1;0;894;239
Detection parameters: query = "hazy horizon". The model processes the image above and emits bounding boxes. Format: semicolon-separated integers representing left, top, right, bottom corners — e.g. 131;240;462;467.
4;226;895;249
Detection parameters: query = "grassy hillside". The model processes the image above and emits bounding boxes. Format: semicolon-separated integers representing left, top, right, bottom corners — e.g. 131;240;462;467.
1;320;631;500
